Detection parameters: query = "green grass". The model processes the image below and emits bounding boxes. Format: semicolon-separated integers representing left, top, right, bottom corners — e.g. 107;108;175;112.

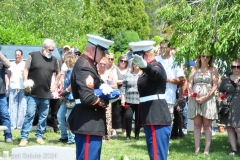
0;129;239;160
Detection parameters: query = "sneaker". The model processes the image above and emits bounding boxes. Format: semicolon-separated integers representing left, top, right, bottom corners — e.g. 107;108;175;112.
229;150;237;156
67;141;75;144
19;139;28;147
212;130;216;136
111;130;118;137
58;138;68;142
5;138;13;143
111;134;118;138
183;128;188;135
36;138;45;145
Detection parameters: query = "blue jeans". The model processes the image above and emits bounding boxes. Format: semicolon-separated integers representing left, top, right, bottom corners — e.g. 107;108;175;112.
21;96;49;140
8;88;27;129
57;101;75;143
0;94;12;140
182;102;188;129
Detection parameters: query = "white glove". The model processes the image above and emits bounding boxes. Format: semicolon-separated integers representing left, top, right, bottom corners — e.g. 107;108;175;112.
132;54;147;68
99;83;113;95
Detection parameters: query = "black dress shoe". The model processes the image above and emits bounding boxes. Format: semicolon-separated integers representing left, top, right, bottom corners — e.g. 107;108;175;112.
54;130;60;134
135;135;139;140
58;138;68;142
178;130;185;138
170;134;178;140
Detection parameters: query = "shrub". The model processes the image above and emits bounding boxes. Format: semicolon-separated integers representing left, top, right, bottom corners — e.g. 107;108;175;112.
112;30;140;53
151;35;163;46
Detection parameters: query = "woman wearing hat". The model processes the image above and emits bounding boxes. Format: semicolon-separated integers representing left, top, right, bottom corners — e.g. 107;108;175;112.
130;41;171;160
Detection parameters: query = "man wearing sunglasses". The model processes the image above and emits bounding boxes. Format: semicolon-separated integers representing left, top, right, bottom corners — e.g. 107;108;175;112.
19;39;61;147
67;34;114;160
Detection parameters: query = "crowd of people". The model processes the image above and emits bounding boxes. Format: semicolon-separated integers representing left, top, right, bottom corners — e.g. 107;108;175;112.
0;35;240;159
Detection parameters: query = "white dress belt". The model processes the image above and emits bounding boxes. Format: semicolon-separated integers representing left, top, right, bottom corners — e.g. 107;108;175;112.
140;94;165;103
74;98;118;105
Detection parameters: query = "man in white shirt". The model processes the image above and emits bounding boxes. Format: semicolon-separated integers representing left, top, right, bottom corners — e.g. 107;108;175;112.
155;41;185;124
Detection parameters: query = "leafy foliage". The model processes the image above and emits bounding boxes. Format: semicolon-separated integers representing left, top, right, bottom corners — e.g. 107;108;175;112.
112;30;140;53
151;35;163;46
0;21;43;45
0;0;102;51
111;30;140;63
126;0;150;39
96;0;150;39
157;0;240;75
143;0;165;38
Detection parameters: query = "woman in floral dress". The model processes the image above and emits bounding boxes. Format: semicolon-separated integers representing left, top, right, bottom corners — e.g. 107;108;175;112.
188;55;219;155
219;60;240;156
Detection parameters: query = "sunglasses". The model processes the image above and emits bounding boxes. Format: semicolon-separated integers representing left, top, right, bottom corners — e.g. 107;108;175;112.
201;55;211;58
108;58;114;61
47;49;54;52
120;60;127;63
231;65;240;69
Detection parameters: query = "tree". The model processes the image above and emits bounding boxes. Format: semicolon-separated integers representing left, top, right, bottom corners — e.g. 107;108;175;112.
157;0;240;74
126;0;150;39
112;30;140;53
143;0;168;38
96;0;150;39
0;0;102;51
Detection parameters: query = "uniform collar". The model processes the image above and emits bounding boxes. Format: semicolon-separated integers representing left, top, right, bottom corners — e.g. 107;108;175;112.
81;54;98;71
81;54;95;66
148;59;156;64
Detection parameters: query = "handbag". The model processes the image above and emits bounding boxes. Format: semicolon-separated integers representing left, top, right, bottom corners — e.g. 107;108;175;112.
219;103;229;115
65;99;76;109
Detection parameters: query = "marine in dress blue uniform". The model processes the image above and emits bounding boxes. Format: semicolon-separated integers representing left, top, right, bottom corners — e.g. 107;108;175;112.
67;34;114;160
130;41;172;160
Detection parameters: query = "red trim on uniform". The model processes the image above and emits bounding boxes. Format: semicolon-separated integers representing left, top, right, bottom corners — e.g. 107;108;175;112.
84;135;90;160
151;125;158;160
92;97;100;106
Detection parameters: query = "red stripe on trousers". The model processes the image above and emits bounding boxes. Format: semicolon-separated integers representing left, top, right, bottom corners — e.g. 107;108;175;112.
151;125;158;160
84;135;90;160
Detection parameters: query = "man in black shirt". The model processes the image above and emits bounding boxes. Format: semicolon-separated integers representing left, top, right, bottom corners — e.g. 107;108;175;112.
0;50;12;143
19;39;61;147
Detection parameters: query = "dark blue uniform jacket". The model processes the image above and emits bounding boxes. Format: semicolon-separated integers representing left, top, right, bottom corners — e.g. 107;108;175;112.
138;60;171;125
67;54;107;136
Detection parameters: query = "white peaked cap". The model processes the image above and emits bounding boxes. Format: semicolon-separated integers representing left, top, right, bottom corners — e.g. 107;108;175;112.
129;41;156;53
86;34;114;49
